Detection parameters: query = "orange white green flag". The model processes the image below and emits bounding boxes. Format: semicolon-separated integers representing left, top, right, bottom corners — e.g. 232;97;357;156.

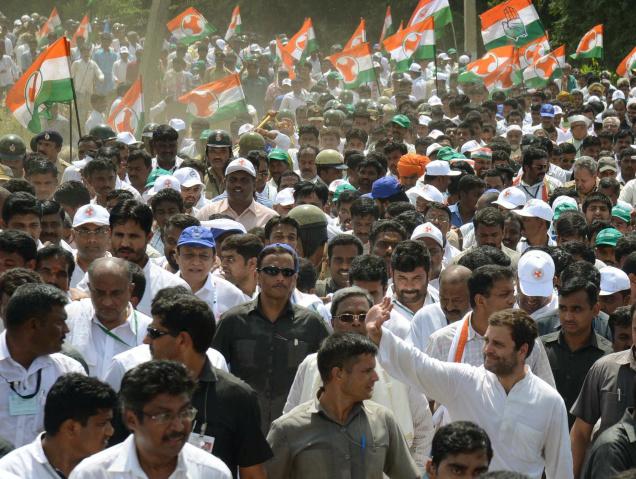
275;37;296;80
617;46;636;77
178;74;248;121
225;6;242;41
285;18;318;61
327;42;376;90
571;25;603;60
408;0;452;36
458;46;521;91
36;8;62;46
6;37;74;133
167;7;216;46
108;78;144;135
379;6;394;44
518;35;550;69
71;15;91;47
522;44;566;88
383;17;435;72
345;19;366;50
480;0;545;50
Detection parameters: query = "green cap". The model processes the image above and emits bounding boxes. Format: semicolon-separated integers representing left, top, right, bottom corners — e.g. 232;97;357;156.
436;146;466;162
553;203;578;221
0;134;27;160
447;48;457;55
612;205;631;224
327;71;343;80
333;183;357;202
390;114;411;129
145;168;172;189
268;148;290;162
595;227;623;247
199;129;213;141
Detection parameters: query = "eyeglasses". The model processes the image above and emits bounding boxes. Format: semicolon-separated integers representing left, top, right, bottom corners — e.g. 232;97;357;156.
139;406;198;425
146;326;175;340
334;313;367;323
426;216;449;225
257;266;297;277
74;227;110;237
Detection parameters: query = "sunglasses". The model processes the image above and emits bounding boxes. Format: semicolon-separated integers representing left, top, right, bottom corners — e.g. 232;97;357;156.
146;326;174;340
258;266;296;277
334;313;367;323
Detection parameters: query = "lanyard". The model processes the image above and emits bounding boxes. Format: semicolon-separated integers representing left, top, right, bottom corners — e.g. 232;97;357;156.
10;369;42;399
95;310;138;348
453;318;471;363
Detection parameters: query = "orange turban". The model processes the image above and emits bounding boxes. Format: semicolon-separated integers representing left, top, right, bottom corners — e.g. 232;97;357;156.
397;153;430;178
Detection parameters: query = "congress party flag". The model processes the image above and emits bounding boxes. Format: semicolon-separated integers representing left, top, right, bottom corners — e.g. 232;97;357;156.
71;15;91;48
36;7;63;46
286;18;318;61
6;37;74;133
571;25;603;60
327;42;376;90
345;19;367;51
167;7;216;46
379;6;394;44
518;35;550;69
480;0;545;50
383;17;435;71
108;78;143;135
408;0;452;36
458;45;521;91
275;37;296;80
617;46;636;77
178;74;248;122
522;45;566;88
225;6;242;41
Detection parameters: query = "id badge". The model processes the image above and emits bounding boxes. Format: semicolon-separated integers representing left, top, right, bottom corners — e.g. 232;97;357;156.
188;432;215;453
8;390;38;416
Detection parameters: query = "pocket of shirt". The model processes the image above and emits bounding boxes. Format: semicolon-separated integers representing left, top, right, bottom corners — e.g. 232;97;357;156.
286;339;310;369
232;339;258;371
600;390;620;424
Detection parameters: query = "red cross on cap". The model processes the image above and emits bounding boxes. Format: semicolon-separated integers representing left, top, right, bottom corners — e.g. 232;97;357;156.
424;225;432;232
85;206;94;217
163;179;172;187
503;190;511;197
533;269;543;279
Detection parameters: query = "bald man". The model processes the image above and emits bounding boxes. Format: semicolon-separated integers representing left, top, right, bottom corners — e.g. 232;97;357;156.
408;265;472;352
64;257;152;379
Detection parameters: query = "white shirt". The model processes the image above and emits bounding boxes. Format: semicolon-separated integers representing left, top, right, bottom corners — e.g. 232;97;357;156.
180;273;249;322
103;344;228;392
69;434;232;479
377;328;573;479
112;59;128;85
65;299;152;379
529;293;559;320
385;288;439;339
283;352;434;471
85;111;106;133
0;55;19;87
137;260;189;316
0;332;85;447
71;59;104;95
407;303;448;352
0;432;62;478
442;241;460;267
279;90;309;113
291;289;332;324
425;313;555;388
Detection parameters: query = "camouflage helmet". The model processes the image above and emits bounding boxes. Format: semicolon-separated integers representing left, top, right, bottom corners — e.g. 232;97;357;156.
324;109;346;127
141;123;159;139
0;134;27;160
89;124;117;141
287;204;328;228
206;130;232;147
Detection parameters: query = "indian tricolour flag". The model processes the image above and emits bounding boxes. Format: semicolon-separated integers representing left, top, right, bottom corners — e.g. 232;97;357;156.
167;7;216;46
344;19;366;51
276;37;296;80
518;35;550;69
383;18;434;72
522;44;565;88
36;8;62;46
327;42;376;90
225;6;242;41
178;74;248;122
408;0;452;36
480;0;545;50
379;6;394;44
286;18;318;61
571;25;603;60
617;46;636;77
6;37;74;134
71;15;91;47
459;46;521;91
108;78;144;135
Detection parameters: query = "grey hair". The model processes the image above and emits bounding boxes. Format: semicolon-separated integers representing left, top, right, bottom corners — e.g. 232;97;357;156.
572;156;598;176
330;286;373;317
88;256;133;282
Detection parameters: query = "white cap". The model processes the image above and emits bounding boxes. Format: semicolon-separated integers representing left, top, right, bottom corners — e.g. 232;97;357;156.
438;52;450;61
426;160;461;177
428;95;442;106
552;195;578;212
428;129;444;139
281;78;292;87
568;114;591;127
587;95;601;104
168;118;186;132
505;124;523;134
200;218;247;235
116;131;138;145
459;54;470;64
518;250;555;297
274;187;295;206
409;63;422;72
418;115;431;126
553;105;563;115
72;204;110;228
215;39;227;50
328;179;348;193
147;175;181;196
238;123;254;136
411;222;443;247
514;199;553;222
612;90;626;101
426;142;442;156
13;20;22;27
600;266;631;295
225;158;256;177
493;187;526;210
119;46;129;55
174;167;204;188
460;140;480;154
406;184;444;204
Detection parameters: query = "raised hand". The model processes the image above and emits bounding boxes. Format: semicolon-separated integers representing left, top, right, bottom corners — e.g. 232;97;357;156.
365;297;393;345
502;5;527;43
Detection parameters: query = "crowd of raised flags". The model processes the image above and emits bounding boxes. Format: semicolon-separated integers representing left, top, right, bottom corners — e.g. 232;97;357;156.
2;0;636;478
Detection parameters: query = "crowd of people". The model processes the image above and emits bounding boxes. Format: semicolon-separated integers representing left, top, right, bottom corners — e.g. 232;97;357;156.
1;6;636;479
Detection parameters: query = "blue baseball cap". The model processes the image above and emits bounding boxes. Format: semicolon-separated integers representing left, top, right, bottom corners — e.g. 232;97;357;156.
540;104;555;118
177;226;216;249
371;176;402;199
